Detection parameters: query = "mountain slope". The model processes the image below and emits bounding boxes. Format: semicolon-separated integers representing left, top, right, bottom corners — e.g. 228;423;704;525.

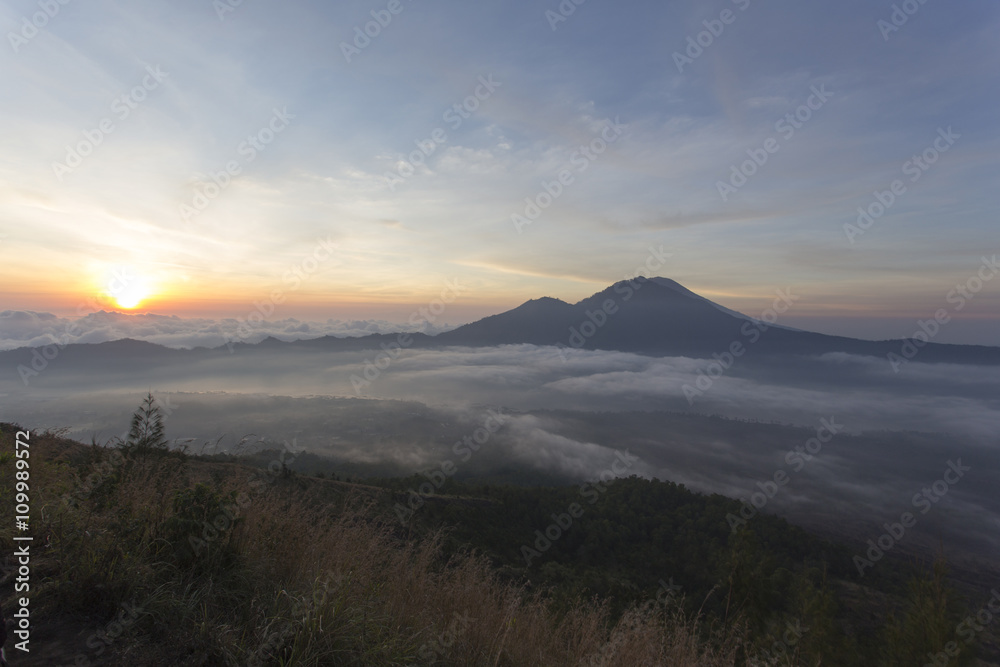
435;277;1000;363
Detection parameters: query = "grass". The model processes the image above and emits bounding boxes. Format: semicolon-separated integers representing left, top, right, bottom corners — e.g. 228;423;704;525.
0;425;753;666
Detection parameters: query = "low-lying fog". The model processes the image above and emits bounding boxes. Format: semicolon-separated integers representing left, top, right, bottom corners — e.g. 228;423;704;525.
6;344;999;438
3;343;999;567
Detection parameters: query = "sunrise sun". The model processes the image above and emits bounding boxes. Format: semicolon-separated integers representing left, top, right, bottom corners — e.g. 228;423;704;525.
115;287;149;309
104;267;153;310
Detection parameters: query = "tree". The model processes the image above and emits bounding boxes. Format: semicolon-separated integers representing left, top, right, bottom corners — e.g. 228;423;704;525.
881;557;970;667
123;392;168;453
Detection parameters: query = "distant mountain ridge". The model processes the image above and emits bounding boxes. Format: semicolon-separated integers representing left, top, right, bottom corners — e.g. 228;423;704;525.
2;277;998;369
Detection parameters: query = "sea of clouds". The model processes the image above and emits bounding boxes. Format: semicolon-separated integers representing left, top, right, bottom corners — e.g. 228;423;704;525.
0;310;457;351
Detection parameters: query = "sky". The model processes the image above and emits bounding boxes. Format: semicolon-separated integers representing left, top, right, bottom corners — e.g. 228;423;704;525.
1;0;998;344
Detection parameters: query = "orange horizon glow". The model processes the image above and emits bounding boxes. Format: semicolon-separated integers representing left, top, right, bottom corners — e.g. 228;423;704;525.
3;271;997;327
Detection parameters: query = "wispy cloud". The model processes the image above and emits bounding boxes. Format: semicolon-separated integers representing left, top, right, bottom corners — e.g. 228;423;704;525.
0;0;997;342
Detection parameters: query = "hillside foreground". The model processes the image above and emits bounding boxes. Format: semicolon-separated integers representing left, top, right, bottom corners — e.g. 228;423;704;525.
0;417;998;666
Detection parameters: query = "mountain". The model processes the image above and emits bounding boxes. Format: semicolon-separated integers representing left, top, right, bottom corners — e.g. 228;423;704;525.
2;277;997;367
437;277;764;355
435;276;1000;364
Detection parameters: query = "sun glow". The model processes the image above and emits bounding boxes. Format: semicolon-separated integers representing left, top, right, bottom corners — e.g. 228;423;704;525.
115;287;148;309
103;266;154;310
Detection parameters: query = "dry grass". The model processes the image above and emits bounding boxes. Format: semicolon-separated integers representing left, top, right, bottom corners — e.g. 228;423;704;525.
1;427;751;666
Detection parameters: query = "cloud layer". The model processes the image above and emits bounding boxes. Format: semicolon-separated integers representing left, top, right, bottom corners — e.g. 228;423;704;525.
0;309;456;351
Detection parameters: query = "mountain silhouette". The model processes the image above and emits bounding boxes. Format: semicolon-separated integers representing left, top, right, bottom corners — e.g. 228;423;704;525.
434;276;1000;363
2;278;997;368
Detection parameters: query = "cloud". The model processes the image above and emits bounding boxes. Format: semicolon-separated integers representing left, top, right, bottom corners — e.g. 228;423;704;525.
4;337;998;561
0;310;457;351
4;326;997;441
500;412;656;480
2;0;999;341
